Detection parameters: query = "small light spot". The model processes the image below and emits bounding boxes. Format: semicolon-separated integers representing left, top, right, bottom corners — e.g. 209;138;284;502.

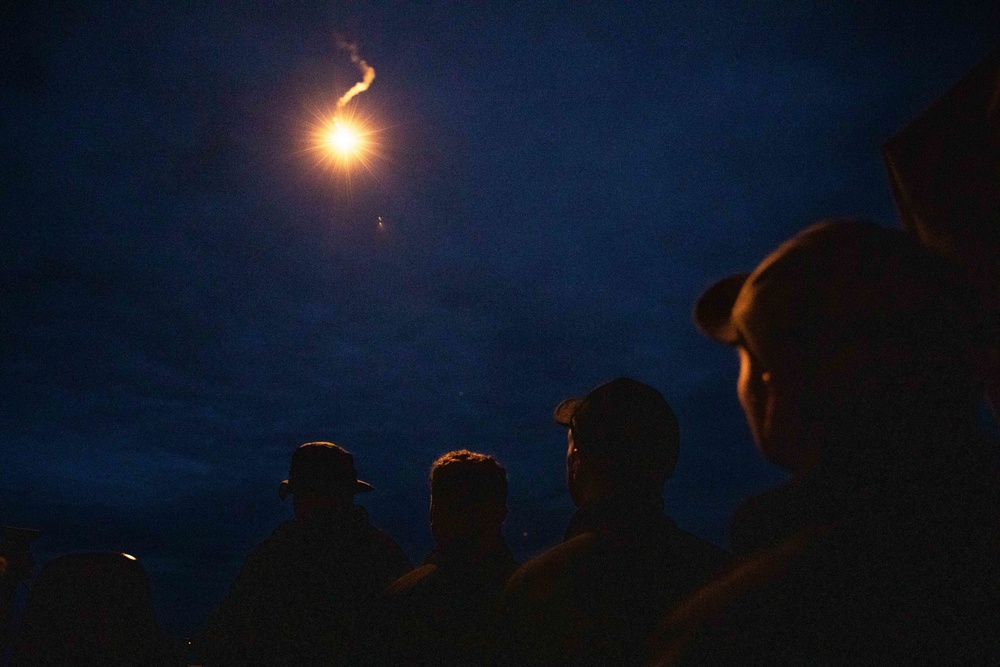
122;553;137;561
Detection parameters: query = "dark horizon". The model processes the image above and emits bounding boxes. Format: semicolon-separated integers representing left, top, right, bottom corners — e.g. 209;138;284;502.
3;1;998;636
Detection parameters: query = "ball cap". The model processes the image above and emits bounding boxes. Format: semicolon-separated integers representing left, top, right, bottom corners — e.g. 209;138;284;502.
554;377;680;477
278;442;374;500
693;219;980;373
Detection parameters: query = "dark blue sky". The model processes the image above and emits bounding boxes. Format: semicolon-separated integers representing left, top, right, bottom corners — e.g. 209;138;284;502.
3;1;997;636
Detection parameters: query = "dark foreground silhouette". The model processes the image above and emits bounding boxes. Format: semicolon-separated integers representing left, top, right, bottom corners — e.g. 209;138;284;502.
11;552;181;667
0;526;37;657
652;220;1000;665
198;442;411;667
365;450;519;666
493;378;730;666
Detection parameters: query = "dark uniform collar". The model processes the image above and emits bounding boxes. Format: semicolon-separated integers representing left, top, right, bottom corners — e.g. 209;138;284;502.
732;433;998;555
295;503;371;528
424;539;518;574
564;494;676;542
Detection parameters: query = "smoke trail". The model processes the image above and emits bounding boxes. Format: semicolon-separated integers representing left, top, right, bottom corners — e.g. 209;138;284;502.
336;40;375;109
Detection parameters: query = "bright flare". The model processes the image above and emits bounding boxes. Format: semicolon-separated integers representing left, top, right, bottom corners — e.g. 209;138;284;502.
302;41;381;181
304;108;382;178
328;122;360;155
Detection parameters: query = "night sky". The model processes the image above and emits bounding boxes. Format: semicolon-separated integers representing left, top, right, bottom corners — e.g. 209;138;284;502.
3;1;998;637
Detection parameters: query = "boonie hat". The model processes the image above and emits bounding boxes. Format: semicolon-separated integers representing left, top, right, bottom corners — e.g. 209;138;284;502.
278;442;373;500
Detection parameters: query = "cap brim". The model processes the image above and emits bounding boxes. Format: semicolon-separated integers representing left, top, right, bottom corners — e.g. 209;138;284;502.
693;273;748;345
553;397;583;426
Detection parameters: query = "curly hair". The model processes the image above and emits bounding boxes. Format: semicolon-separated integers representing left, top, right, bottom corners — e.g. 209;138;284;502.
429;449;508;507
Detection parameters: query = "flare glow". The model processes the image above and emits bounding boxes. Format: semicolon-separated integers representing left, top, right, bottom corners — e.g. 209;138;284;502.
307;109;380;174
303;41;382;176
327;120;361;156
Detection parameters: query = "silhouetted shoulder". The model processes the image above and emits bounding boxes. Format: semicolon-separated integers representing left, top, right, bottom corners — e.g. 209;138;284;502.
240;520;296;566
503;532;597;603
652;471;1000;666
494;534;599;666
672;528;729;573
371;528;414;584
383;563;437;598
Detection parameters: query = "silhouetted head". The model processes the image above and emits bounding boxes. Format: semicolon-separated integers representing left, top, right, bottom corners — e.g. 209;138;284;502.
12;552;173;666
695;219;985;474
884;46;1000;413
279;442;373;521
429;450;508;552
554;378;680;509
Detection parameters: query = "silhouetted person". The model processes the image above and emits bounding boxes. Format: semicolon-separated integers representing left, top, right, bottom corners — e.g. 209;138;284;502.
653;220;999;665
11;552;181;667
369;450;518;666
1;526;38;657
198;441;411;667
493;378;729;666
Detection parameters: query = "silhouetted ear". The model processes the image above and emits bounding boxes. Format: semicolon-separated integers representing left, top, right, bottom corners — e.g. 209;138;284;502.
567;448;581;481
428;507;436;531
480;501;507;528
